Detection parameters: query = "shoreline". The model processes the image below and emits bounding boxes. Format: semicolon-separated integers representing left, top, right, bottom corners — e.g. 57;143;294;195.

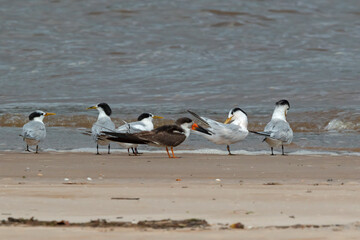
2;147;360;156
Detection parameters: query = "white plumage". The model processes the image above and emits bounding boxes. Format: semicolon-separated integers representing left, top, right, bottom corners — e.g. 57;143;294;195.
188;107;249;155
116;113;163;155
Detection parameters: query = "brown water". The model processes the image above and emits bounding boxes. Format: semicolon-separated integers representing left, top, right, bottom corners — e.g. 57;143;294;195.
1;0;360;153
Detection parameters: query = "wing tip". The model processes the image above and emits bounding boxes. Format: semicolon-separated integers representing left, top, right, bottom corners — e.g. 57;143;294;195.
249;130;271;137
187;109;209;126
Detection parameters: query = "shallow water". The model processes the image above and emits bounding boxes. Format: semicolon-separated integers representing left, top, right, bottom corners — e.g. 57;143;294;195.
1;0;360;153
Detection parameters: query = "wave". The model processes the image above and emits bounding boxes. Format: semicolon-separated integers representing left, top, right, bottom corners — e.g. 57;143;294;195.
0;114;177;128
1;113;360;133
0;111;360;133
325;119;360;132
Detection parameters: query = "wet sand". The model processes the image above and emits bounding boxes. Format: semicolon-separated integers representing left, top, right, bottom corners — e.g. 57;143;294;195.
0;152;360;239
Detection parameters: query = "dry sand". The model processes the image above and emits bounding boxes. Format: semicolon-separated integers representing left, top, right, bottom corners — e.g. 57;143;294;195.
0;151;360;239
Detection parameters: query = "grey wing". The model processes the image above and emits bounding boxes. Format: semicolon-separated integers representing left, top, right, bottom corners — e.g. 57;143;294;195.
117;121;148;133
116;123;131;133
22;121;46;141
216;123;248;140
92;118;115;140
192;115;226;135
201;116;222;129
203;117;246;135
265;120;293;143
189;115;248;143
187;111;242;137
206;119;248;143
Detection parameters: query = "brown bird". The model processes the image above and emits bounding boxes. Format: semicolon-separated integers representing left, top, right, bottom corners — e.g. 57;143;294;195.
103;117;210;158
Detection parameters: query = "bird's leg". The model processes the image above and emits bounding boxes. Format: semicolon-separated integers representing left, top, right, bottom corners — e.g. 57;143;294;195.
135;148;142;155
171;147;179;158
35;145;39;154
96;144;100;155
281;145;286;156
227;145;234;155
165;147;171;158
127;148;131;156
270;147;275;156
26;145;30;152
131;147;137;156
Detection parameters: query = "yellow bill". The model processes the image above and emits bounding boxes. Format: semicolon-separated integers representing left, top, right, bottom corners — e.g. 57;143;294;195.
45;112;56;116
224;116;233;124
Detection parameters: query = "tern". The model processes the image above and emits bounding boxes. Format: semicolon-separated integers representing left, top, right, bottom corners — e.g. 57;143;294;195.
188;107;249;155
21;110;56;153
116;113;163;155
87;103;116;155
250;99;293;155
103;117;210;158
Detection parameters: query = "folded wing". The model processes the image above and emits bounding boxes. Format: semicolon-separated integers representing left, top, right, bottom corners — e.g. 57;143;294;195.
22;121;46;141
264;119;293;143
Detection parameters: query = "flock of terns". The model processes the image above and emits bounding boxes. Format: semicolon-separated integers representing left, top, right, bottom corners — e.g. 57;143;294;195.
20;100;293;157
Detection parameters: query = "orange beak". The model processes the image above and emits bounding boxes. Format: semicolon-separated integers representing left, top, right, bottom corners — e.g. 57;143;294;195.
191;123;199;130
191;123;211;135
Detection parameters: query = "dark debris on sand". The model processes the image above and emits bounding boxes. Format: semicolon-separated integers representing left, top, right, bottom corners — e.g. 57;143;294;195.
0;217;209;229
233;222;360;230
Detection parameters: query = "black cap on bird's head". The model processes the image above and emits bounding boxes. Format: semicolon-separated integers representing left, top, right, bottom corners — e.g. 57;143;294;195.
175;117;193;126
97;103;112;116
137;113;163;121
29;111;44;120
276;99;290;109
224;107;248;124
28;110;56;120
230;107;247;116
138;113;152;121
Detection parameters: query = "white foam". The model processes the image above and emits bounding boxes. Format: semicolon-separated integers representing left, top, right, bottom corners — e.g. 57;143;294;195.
325;119;358;132
51;148;130;153
31;148;360;156
289;150;358;156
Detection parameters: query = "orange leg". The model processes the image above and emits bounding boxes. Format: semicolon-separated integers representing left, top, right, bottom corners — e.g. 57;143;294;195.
165;147;171;158
171;147;179;158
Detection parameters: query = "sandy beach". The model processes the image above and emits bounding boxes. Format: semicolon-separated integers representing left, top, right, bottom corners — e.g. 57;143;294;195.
0;152;359;239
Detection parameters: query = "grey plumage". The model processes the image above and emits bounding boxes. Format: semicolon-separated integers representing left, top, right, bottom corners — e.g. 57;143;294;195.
264;119;293;144
117;120;148;133
87;103;116;154
91;118;116;144
251;99;293;155
20;110;56;153
22;121;46;144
